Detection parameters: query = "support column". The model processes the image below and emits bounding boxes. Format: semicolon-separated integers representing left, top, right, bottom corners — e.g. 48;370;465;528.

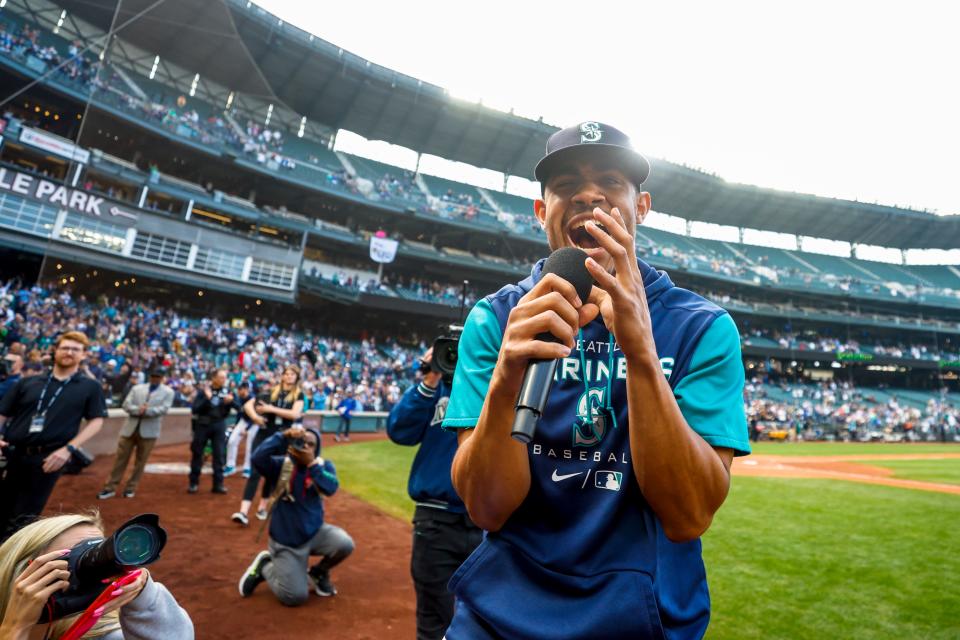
122;227;136;256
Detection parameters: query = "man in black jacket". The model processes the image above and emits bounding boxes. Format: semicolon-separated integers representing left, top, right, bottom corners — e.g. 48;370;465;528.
387;348;481;639
188;368;237;494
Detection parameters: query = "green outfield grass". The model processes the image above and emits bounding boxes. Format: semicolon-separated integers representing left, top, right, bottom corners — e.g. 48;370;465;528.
853;458;960;486
706;477;958;639
332;440;960;639
327;439;417;520
749;441;960;456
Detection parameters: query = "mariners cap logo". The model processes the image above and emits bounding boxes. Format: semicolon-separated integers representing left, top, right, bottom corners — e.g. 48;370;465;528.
535;120;650;186
579;122;603;143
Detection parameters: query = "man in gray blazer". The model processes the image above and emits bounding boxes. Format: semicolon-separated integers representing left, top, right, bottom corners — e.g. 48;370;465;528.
98;367;174;499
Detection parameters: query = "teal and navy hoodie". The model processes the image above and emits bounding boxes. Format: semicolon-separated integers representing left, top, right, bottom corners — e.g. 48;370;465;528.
442;257;750;640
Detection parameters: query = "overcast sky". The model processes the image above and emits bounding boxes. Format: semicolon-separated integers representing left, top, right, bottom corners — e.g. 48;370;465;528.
256;0;959;219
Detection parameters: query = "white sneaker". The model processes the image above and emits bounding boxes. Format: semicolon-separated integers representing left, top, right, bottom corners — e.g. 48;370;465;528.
231;512;249;526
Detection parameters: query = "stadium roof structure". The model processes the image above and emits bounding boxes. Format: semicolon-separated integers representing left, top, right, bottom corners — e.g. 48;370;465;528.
51;0;960;250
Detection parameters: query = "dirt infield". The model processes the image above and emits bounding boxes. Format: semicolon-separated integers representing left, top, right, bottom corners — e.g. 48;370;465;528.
735;453;960;495
42;434;416;640
40;437;957;639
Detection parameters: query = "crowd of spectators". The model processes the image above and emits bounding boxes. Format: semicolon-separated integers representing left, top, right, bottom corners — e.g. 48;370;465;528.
640;241;960;305
3;15;960;317
301;261;480;308
0;23;100;86
433;188;486;222
384;275;477;307
740;327;959;362
1;281;957;444
242;120;298;171
0;281;422;414
375;171;421;203
745;378;959;442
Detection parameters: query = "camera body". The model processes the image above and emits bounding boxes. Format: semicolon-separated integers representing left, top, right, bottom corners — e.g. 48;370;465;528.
40;514;167;623
422;325;463;384
287;435;307;450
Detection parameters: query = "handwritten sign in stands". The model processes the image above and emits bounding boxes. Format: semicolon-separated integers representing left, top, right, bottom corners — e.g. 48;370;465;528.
369;235;399;264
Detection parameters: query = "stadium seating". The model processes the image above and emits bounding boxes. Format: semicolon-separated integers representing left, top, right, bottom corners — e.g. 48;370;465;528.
2;13;960;321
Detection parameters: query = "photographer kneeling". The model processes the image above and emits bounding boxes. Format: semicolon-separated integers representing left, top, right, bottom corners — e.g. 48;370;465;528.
0;512;193;639
239;426;354;605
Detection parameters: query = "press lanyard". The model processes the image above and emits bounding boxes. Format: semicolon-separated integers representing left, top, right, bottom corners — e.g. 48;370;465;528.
35;374;74;419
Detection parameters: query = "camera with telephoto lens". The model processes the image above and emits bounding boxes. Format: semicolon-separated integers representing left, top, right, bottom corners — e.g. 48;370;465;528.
39;514;168;623
419;325;463;384
285;423;309;452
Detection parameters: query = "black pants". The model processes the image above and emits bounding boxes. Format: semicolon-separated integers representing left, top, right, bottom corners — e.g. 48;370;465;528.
336;416;351;437
0;452;63;541
242;428;275;501
411;506;483;640
189;422;226;487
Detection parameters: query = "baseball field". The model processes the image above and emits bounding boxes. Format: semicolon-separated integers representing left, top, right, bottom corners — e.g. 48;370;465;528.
45;437;960;639
331;439;960;640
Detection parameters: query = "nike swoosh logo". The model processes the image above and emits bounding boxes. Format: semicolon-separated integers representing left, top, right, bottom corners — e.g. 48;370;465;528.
552;469;584;482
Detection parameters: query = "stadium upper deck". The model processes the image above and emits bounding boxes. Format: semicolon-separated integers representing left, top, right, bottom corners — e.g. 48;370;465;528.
0;1;958;331
35;0;960;250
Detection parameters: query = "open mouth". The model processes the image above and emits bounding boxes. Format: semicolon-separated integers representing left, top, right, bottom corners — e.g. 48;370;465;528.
567;220;609;250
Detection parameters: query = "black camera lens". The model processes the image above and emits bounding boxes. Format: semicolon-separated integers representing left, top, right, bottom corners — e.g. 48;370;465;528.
432;339;459;377
41;514;167;623
115;524;160;565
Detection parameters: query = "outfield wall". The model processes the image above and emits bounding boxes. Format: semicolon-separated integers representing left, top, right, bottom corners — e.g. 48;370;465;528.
84;408;388;457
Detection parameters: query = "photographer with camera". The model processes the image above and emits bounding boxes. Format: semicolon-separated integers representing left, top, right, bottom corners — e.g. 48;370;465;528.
0;512;193;639
232;365;304;526
387;343;481;640
187;368;238;495
238;426;354;605
0;332;107;542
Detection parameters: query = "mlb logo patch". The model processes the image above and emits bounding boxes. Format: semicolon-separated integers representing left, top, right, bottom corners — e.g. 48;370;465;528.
595;471;622;491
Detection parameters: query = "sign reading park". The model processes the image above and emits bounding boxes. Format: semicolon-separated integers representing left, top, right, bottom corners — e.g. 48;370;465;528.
0;167;137;222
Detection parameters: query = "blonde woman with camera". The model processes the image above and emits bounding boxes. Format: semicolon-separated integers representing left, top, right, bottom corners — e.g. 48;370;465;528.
0;512;192;639
231;365;304;526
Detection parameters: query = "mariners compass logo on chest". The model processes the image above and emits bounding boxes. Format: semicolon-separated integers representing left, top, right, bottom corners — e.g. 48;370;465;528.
529;337;676;468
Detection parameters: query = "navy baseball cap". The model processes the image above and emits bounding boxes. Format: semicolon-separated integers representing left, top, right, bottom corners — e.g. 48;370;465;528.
534;121;650;188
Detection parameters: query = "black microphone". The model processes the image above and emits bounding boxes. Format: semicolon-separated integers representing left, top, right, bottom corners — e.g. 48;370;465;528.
511;247;595;444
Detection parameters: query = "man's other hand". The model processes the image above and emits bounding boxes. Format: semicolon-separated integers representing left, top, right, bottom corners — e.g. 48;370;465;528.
42;447;71;473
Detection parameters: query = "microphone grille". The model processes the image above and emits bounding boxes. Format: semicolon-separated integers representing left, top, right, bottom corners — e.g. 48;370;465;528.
542;247;595;303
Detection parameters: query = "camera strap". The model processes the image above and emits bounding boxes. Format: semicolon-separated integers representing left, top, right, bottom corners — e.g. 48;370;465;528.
256;457;294;541
255;456;324;542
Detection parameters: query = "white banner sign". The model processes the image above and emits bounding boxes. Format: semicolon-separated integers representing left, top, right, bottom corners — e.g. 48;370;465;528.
369;236;399;264
19;127;90;164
